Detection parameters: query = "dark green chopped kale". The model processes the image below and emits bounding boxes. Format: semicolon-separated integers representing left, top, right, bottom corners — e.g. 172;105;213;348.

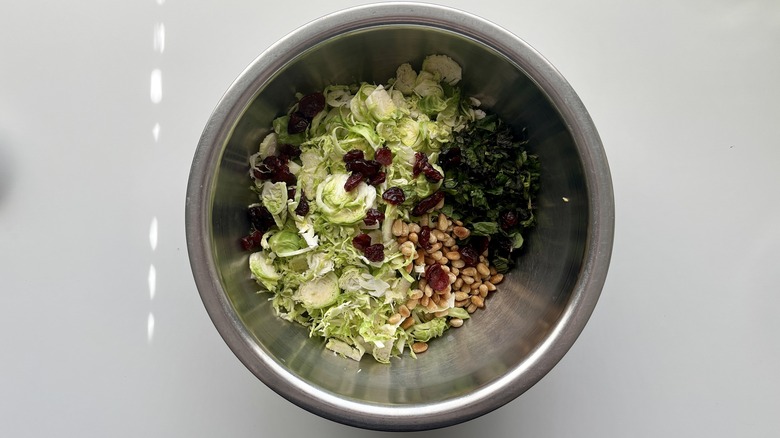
441;114;540;272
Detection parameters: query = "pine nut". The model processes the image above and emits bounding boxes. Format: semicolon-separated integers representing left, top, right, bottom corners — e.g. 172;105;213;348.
478;284;488;295
477;263;490;278
453;278;463;289
452;226;470;239
447;272;457;284
406;298;419;310
412;342;429;354
455;299;469;308
454;291;469;301
489;273;504;285
449;318;464;328
471;295;484;308
451;267;460;277
400;241;415;257
409;223;421;234
451;259;465;269
434;310;449;318
408;232;418;243
410;288;423;300
392;219;404;237
485;281;497;292
445;251;460;261
399;304;411;318
462;267;477;277
466;303;478;313
388;313;402;325
489;266;498;276
462;275;475;285
437;213;448;231
401;317;415;329
420;295;430;307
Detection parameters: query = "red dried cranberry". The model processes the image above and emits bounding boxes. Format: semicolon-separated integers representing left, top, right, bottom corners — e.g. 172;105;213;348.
419;226;432;250
375;147;393;166
239;230;263;251
248;205;274;231
298;92;325;119
363;208;385;226
294;196;309;217
287;112;309;134
352;233;372;252
421;163;443;181
344;172;364;191
411;191;444;216
499;211;519;230
367;170;386;186
364;243;385;262
271;167;296;186
382;187;406;205
459;246;479;267
346;159;381;178
425;263;449;291
278;143;301;159
343;149;364;163
413;152;427;177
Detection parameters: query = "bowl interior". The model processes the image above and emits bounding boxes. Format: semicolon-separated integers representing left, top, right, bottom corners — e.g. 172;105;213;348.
206;25;588;411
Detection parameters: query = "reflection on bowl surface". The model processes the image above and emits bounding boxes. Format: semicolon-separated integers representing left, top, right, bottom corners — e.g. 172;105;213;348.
186;2;613;431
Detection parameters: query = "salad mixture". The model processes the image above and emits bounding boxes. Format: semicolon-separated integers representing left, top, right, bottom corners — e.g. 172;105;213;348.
240;55;540;363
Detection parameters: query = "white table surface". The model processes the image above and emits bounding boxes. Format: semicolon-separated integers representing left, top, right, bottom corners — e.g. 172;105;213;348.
2;1;779;436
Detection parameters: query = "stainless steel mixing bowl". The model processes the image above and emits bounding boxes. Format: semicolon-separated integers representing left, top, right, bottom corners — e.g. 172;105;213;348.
186;2;614;431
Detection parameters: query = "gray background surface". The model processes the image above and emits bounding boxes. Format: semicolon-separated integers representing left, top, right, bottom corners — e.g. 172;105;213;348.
2;0;778;436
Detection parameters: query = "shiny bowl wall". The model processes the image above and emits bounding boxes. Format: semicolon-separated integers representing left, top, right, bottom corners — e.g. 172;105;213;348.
186;2;614;431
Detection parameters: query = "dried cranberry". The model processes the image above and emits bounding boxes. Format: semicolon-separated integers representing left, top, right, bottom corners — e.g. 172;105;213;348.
278;143;301;159
344;172;364;191
343;149;364;163
367;170;386;186
286;186;296;199
287;112;309;134
352;233;372;252
271;167;296;186
413;152;428;177
240;230;263;251
253;156;284;180
294;196;309;217
499;211;519;230
346;159;381;178
411;191;444;216
298;92;325;119
364;243;385;262
248;205;274;231
425;263;450;291
375;147;393;166
363;208;385;226
422;163;443;181
419;226;432;250
459;246;479;267
438;147;462;168
382;187;406;205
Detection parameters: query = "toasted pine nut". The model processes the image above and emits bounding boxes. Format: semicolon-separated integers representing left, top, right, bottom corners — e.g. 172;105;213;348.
462;267;477;277
478;284;488;295
454;291;469;301
489;273;504;285
391;219;404;237
401;317;415;329
471;295;484;308
437;213;448;231
399;304;411;318
455;299;469;307
451;267;460;277
445;251;460;261
489;266;498;276
408;232;418;243
410;288;423;300
409;223;421;234
449;318;464;328
412;342;429;354
453;278;463;289
400;241;415;257
447;272;457;284
420;295;430;307
452;226;470;239
388;313;402;325
462;275;475;285
434;310;449;318
485;281;497;292
477;263;490;278
466;303;478;313
434;196;445;210
406;298;419;310
451;259;466;269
